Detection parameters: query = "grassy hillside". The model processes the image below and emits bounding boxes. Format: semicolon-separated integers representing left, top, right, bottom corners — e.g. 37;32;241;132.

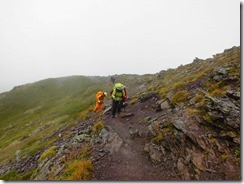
0;73;152;164
0;75;111;163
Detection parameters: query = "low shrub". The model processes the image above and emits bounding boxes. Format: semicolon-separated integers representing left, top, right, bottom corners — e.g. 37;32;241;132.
62;159;94;180
210;89;225;97
186;108;201;115
152;134;163;143
92;121;105;135
194;94;204;103
170;91;189;107
0;170;21;180
38;146;57;162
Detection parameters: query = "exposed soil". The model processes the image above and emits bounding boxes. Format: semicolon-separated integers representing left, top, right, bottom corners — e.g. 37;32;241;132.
92;99;180;180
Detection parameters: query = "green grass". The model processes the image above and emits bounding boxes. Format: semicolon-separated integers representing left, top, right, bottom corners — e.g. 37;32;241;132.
92;121;105;135
56;146;94;180
0;76;110;164
0;74;145;165
39;146;58;162
170;90;189;107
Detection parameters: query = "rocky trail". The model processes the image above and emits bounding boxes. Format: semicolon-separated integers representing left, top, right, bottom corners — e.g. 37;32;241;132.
0;88;240;180
8;86;238;180
92;99;180;180
89;81;240;181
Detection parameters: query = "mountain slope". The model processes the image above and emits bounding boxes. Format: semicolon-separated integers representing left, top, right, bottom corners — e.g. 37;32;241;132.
92;46;240;180
0;46;240;180
0;75;105;163
0;73;150;165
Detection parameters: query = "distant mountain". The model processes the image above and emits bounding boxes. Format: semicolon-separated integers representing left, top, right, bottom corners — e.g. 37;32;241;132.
0;46;240;180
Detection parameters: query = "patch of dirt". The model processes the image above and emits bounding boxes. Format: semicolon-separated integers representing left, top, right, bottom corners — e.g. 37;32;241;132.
92;99;180;180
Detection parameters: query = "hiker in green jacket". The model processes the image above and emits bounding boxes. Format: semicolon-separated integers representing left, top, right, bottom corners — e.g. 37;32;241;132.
111;83;127;118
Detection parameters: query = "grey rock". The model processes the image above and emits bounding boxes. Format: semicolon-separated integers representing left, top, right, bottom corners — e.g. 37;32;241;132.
174;129;186;143
172;119;186;132
204;95;240;130
233;137;240;144
160;100;171;110
138;91;159;102
226;90;240;100
99;129;123;154
144;143;162;163
184;154;191;165
148;121;162;136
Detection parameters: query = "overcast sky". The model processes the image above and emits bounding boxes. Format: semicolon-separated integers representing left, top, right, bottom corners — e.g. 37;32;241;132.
0;0;240;93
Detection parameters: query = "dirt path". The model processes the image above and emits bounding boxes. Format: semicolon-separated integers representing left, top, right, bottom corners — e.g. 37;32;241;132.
92;100;180;180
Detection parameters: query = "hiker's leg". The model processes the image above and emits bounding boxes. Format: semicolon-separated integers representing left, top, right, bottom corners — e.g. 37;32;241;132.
112;100;116;117
117;101;122;115
116;101;121;116
97;103;103;111
93;103;98;112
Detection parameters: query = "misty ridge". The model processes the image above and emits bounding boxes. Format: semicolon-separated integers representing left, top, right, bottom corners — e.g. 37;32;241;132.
0;46;240;180
0;0;239;94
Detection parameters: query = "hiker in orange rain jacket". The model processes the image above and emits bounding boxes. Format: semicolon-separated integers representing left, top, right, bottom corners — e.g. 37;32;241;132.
94;91;107;112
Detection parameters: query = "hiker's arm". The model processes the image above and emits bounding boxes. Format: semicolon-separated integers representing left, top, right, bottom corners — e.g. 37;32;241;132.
111;89;116;100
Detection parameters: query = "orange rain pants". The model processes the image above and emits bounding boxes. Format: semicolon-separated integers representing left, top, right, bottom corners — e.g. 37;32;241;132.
93;91;105;112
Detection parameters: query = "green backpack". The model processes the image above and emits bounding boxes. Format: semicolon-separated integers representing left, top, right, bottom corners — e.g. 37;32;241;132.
112;83;124;101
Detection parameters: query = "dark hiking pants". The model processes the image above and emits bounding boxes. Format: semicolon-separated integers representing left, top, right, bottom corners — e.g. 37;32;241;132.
112;100;123;117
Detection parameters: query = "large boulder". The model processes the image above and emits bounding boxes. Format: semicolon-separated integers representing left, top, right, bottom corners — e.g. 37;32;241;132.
204;95;240;130
138;91;159;102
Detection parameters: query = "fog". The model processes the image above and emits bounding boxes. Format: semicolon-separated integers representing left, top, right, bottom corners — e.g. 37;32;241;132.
0;0;240;93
